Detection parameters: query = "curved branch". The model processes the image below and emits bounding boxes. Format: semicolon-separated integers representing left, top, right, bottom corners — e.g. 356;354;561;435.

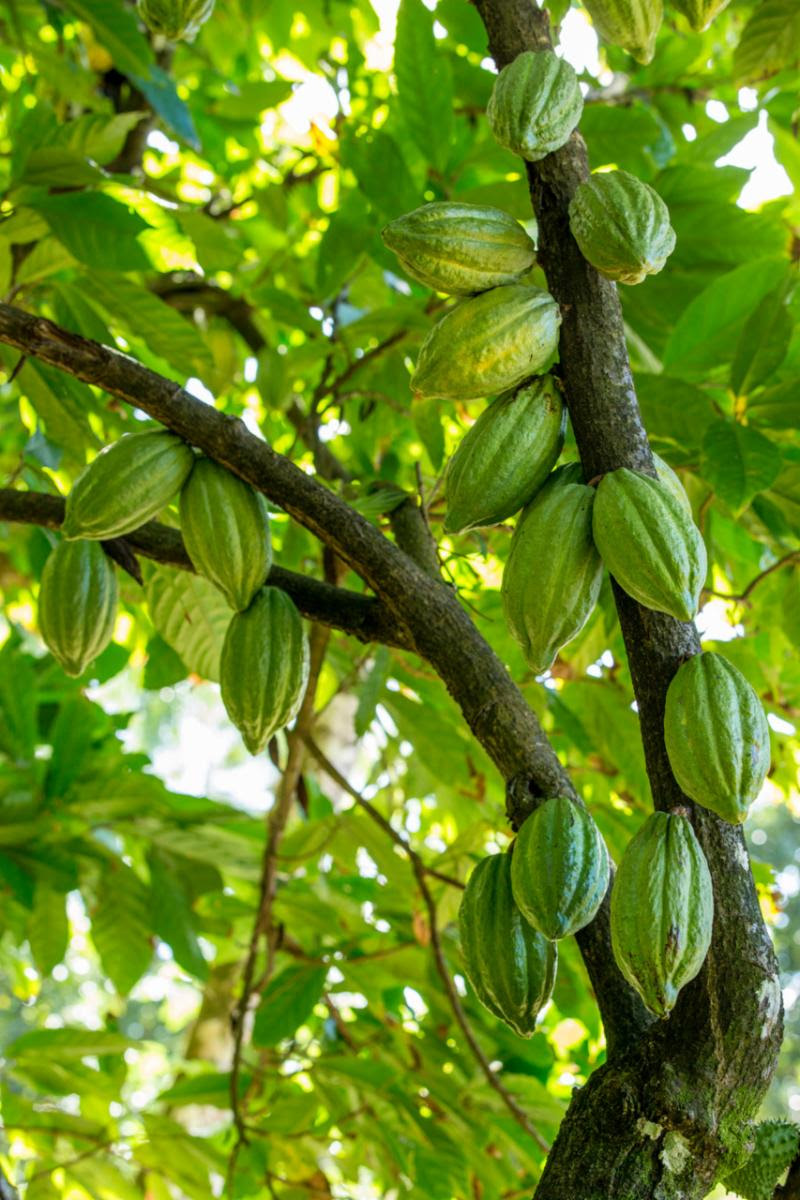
0;300;647;1053
0;487;410;651
473;3;782;1196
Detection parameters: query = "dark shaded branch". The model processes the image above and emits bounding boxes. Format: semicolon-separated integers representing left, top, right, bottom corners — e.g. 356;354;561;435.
473;3;782;1197
776;1148;800;1200
0;487;410;650
0;301;644;1051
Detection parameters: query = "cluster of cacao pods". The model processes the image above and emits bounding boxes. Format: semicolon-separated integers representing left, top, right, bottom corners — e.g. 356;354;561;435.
39;430;309;755
458;796;609;1035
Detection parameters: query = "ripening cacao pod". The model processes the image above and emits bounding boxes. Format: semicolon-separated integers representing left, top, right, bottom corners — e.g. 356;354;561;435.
511;796;610;940
179;458;272;613
381;202;536;296
486;50;584;163
610;810;713;1018
38;539;117;677
671;0;731;31
444;378;565;534
664;652;770;824
411;285;561;402
592;468;707;622
653;452;691;515
581;0;663;63
458;852;557;1037
62;431;195;542
723;1121;800;1200
220;587;310;755
137;0;215;40
502;464;603;673
569;170;676;285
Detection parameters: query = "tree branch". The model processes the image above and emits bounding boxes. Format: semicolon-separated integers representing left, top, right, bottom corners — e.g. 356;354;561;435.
0;487;411;651
0;301;644;1051
303;736;550;1154
473;3;782;1195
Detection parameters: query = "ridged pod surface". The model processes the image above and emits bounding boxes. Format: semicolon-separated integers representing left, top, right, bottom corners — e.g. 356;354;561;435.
137;0;215;39
671;0;731;30
581;0;663;63
62;431;195;541
38;539;117;677
592;468;707;622
569;170;676;285
722;1121;800;1200
486;51;583;163
458;853;557;1037
653;452;691;515
610;811;713;1018
502;464;603;673
381;202;535;296
411;284;561;402
180;458;272;612
664;651;770;824
220;587;310;755
511;796;610;940
444;378;565;533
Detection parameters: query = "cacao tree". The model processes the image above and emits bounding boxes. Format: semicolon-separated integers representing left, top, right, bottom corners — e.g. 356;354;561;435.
0;0;798;1197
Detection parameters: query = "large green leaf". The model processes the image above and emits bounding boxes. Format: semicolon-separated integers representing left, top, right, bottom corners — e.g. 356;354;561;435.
146;566;231;683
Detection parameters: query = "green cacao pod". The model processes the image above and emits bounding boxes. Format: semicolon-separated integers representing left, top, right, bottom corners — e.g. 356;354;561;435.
137;0;215;40
381;202;536;296
511;796;610;940
220;587;310;755
444;378;565;534
671;0;731;31
38;539;117;677
569;170;676;285
63;431;195;542
502;464;603;673
179;458;272;613
411;285;561;402
664;651;770;824
610;811;713;1018
653;452;691;516
486;50;583;164
458;852;557;1037
723;1121;800;1200
581;0;663;63
592;468;707;622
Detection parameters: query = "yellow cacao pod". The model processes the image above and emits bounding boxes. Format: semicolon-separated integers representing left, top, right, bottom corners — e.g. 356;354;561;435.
381;202;535;296
411;285;561;402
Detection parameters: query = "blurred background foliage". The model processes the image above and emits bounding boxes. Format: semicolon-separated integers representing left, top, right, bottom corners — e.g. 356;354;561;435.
0;0;798;1195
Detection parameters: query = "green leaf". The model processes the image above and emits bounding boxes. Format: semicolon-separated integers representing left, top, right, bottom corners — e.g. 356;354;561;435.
341;128;420;219
146;566;232;683
63;0;154;78
16;147;105;188
730;283;794;397
143;634;188;690
148;848;209;980
46;697;100;799
28;192;151;271
18;359;98;460
734;0;800;83
413;395;445;470
748;380;800;430
134;66;199;148
0;639;37;763
394;0;454;174
85;272;213;379
252;964;327;1046
663;258;787;380
355;646;391;737
48;111;147;165
6;1027;134;1058
634;374;716;447
701;420;782;513
28;886;69;975
89;860;153;994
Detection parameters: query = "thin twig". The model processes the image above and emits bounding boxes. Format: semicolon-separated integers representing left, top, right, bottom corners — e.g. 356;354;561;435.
303;737;550;1153
705;551;800;604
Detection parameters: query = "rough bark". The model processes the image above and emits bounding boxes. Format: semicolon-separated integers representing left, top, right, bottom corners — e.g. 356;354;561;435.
0;301;645;1050
473;3;782;1196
